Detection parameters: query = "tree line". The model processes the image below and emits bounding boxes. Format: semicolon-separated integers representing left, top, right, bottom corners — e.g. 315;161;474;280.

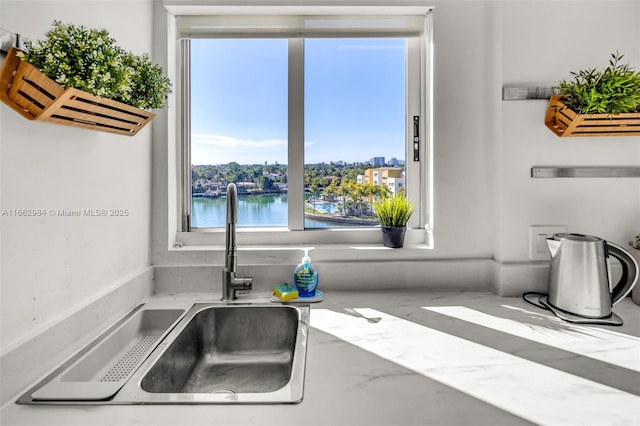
192;162;402;218
192;162;373;192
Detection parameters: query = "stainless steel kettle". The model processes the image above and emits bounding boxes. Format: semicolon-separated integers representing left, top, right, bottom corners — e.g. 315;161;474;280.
546;233;638;319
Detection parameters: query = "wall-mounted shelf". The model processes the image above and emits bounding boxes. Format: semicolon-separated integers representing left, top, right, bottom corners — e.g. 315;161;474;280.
531;167;640;178
504;86;640;136
544;96;640;137
0;47;154;136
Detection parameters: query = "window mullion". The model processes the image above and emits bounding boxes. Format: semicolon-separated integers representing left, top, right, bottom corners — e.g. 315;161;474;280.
288;39;305;231
181;39;192;232
423;13;434;238
405;37;422;230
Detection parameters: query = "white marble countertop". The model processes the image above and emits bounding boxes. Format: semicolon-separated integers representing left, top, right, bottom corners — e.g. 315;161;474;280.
2;290;639;426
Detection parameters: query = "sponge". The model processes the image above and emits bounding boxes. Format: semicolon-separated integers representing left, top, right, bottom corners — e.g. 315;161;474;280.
273;283;299;301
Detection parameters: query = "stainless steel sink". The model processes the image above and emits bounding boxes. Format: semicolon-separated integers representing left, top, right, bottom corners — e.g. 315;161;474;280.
138;304;306;400
17;301;310;405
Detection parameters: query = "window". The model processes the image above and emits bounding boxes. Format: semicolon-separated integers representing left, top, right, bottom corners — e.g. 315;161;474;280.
190;38;288;228
304;38;407;229
171;10;433;247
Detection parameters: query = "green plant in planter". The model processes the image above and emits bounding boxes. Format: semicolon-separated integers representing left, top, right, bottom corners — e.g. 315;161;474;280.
372;193;414;248
629;233;640;250
373;193;414;227
557;52;640;115
17;21;171;109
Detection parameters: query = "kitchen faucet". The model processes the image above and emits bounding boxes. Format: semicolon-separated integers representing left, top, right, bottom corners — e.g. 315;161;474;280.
221;183;253;302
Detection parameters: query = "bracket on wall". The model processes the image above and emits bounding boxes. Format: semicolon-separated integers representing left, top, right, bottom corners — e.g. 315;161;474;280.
0;27;24;55
531;166;640;178
502;86;558;101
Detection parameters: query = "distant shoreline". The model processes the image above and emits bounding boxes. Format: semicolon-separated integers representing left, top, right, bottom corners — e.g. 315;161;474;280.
192;192;379;227
193;189;284;198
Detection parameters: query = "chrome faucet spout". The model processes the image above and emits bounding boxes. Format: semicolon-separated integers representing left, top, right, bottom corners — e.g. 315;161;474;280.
221;183;253;302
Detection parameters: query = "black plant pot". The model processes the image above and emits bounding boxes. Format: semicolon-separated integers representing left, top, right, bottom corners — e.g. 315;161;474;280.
381;226;406;248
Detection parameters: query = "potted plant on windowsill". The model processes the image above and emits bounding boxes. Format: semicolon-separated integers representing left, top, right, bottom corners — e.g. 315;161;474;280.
0;21;171;136
372;193;414;248
629;233;640;306
544;52;640;137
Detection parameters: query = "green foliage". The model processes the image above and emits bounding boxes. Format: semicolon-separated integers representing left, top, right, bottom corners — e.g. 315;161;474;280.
630;233;640;250
326;181;389;218
193;162;373;192
557;52;640;115
19;21;130;100
18;21;171;109
122;52;172;109
256;175;275;191
372;194;414;227
192;162;404;221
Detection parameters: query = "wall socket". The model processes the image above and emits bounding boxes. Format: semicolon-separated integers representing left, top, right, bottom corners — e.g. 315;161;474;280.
529;225;566;260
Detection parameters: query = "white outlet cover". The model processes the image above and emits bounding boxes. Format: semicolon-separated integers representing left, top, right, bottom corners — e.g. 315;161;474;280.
529;226;566;260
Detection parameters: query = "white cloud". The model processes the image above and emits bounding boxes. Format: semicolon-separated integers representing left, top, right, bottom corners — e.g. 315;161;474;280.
193;134;286;150
191;134;327;165
192;133;287;165
336;44;404;51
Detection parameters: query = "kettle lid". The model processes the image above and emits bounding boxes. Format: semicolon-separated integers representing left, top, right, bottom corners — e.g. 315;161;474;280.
553;233;602;243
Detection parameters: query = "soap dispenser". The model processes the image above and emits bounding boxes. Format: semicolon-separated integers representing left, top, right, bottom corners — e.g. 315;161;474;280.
293;249;318;298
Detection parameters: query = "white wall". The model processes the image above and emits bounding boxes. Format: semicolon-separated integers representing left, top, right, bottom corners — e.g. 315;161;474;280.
0;1;154;351
149;0;500;270
494;1;640;295
497;0;640;266
150;0;639;293
1;0;638;353
0;0;637;405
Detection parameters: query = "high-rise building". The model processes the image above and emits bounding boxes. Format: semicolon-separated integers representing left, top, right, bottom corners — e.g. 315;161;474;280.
369;157;385;167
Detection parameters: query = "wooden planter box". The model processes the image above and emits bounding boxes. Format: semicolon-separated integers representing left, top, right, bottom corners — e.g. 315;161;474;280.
0;47;154;136
545;95;640;137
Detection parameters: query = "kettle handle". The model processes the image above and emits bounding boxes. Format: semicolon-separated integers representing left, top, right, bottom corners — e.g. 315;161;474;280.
607;241;639;305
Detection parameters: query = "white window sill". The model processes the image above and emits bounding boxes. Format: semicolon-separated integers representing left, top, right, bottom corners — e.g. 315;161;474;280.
172;228;432;262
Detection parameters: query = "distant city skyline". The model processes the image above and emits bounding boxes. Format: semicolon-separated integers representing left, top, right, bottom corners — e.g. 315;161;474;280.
190;38;406;166
190;156;406;167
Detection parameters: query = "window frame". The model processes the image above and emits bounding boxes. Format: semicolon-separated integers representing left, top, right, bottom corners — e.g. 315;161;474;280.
167;7;434;250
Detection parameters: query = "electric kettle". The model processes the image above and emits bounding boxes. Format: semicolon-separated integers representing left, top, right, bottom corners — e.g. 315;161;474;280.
546;233;638;323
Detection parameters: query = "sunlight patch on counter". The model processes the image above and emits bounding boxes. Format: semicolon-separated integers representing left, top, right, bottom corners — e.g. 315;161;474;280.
424;306;640;372
311;308;640;426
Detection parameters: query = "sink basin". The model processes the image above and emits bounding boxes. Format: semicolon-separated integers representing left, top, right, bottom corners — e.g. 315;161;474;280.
17;301;310;405
141;305;300;395
126;302;310;404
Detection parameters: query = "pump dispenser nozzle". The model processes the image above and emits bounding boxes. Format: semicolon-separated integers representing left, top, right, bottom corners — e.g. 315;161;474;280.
302;249;311;268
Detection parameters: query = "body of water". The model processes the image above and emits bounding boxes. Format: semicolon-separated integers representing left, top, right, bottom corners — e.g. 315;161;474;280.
191;194;355;228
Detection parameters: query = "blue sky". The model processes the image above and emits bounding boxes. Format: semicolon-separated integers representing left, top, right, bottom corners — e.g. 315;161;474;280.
190;38;406;165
